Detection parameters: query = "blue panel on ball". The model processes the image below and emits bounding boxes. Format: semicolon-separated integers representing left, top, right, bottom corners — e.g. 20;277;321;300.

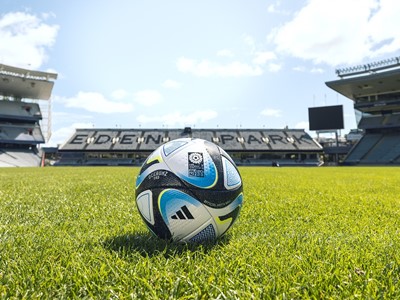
163;140;188;157
229;193;244;210
222;157;241;189
189;224;216;243
158;189;200;226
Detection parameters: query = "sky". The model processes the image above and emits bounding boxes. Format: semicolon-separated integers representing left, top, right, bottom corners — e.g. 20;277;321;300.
1;0;400;146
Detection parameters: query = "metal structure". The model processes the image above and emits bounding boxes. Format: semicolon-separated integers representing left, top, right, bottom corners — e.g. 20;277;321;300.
335;56;400;78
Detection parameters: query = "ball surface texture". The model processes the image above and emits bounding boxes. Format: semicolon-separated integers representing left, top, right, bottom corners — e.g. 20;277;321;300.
135;138;243;243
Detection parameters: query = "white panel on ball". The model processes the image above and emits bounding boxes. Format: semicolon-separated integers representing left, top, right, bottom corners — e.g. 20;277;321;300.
136;190;155;225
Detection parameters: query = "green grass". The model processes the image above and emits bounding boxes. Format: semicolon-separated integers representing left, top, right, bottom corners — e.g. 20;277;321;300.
0;167;400;299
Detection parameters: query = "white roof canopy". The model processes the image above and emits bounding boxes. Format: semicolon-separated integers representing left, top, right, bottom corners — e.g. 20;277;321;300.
0;64;57;100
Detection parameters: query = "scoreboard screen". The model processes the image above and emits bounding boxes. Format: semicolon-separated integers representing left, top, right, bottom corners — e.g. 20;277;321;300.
308;105;344;130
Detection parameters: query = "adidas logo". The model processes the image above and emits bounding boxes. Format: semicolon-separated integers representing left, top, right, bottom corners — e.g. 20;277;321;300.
171;205;194;220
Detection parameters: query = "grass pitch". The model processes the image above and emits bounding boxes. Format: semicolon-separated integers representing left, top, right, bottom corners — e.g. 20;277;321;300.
0;166;399;299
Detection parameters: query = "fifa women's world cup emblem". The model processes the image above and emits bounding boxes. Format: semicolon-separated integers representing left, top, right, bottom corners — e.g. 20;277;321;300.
188;152;204;177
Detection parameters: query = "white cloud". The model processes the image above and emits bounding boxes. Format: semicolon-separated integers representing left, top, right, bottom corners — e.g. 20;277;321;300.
0;12;59;69
310;68;324;74
242;34;256;53
267;3;278;13
134;90;163;106
252;51;277;65
137;110;218;127
267;1;290;15
217;49;234;57
272;0;400;66
111;89;129;100
51;111;93;124
46;122;93;147
293;66;305;72
261;108;282;118
252;51;281;72
45;67;59;75
267;63;282;72
162;79;181;89
177;57;263;77
61;91;134;113
295;121;309;130
367;0;400;56
292;65;324;74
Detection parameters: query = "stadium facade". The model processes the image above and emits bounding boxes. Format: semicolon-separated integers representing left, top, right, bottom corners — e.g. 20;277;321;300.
0;64;57;167
56;127;323;166
326;57;400;165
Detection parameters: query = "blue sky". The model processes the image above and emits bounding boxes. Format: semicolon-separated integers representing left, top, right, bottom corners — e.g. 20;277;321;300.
1;0;400;146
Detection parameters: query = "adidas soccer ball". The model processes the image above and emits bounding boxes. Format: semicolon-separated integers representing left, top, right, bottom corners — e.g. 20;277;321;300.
135;138;243;243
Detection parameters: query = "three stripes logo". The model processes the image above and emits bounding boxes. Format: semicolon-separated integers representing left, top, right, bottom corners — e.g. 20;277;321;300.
171;205;194;220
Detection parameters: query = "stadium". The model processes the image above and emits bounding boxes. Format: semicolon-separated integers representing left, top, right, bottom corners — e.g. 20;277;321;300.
3;57;400;167
1;59;400;299
0;63;326;167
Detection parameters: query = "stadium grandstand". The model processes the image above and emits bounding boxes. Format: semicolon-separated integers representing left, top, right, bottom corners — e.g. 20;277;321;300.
0;63;57;167
326;56;400;165
56;127;323;166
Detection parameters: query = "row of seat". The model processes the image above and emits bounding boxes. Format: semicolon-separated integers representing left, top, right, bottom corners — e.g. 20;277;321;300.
61;129;322;152
0;124;44;144
345;133;400;164
0;101;42;121
0;149;41;167
358;113;400;129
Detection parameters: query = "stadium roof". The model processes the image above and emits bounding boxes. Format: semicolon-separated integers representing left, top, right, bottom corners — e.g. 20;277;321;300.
0;64;57;100
325;67;400;101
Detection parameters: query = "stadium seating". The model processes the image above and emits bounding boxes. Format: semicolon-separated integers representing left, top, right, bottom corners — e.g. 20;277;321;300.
363;133;400;163
344;134;382;163
52;152;84;166
0;149;41;167
0;101;45;167
213;130;241;150
344;132;400;165
0;124;44;143
167;129;192;142
326;61;400;165
0;64;57;167
190;130;215;142
0;101;42;122
85;130;122;151
343;112;400;165
57;128;323;166
358;113;400;129
358;116;385;129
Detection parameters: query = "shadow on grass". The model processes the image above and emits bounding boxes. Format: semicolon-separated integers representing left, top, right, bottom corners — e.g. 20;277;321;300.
103;232;231;258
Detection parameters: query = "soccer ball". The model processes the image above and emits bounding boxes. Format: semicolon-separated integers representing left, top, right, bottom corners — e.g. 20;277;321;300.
135;138;243;243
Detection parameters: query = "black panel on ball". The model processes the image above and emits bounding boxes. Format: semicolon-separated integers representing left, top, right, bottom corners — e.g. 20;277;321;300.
136;170;186;195
191;187;243;209
203;140;226;190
